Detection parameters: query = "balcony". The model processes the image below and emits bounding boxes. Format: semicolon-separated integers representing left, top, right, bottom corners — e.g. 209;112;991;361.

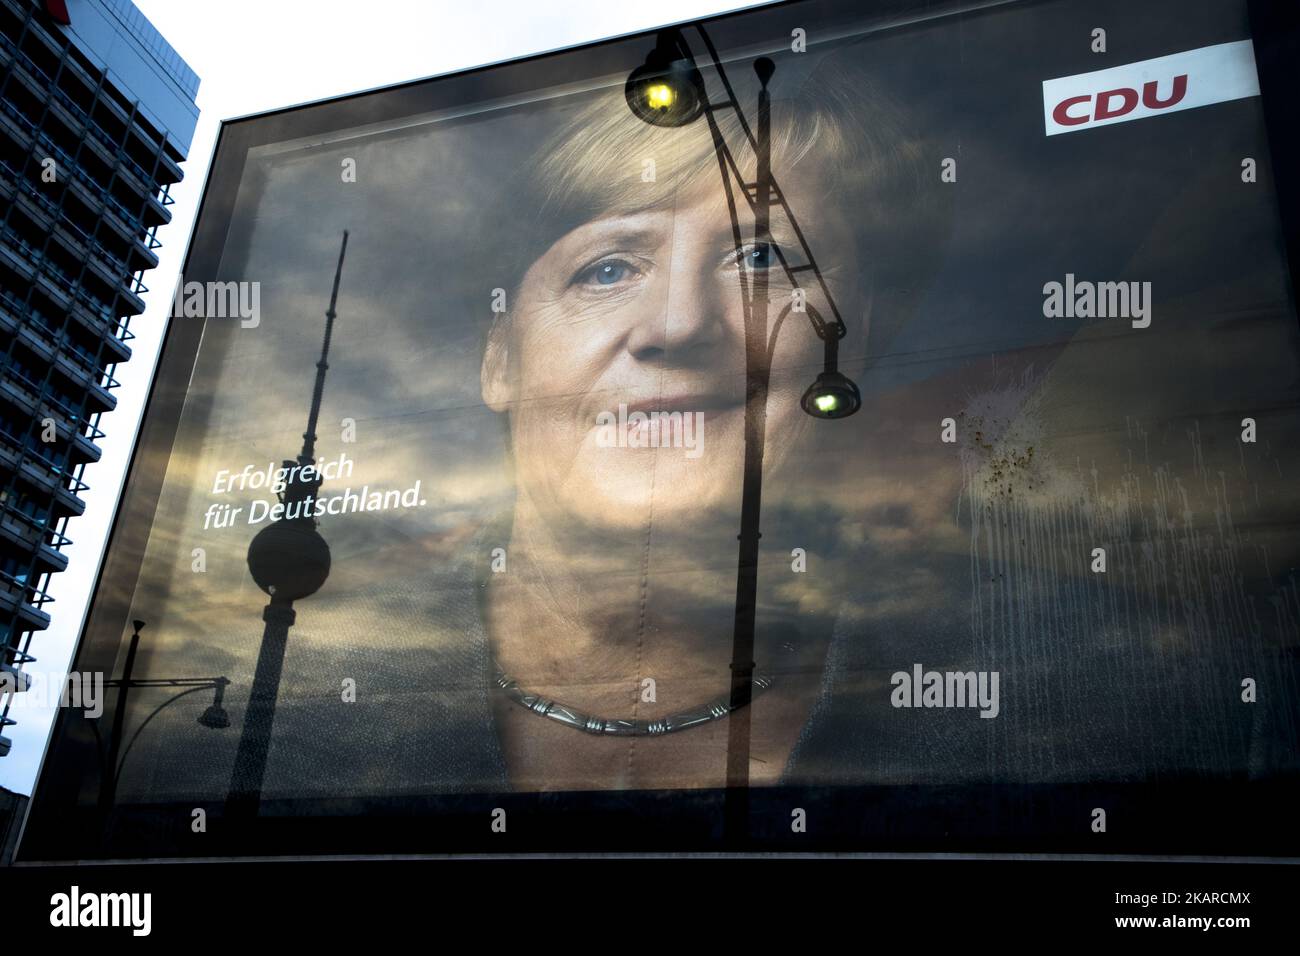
0;361;91;428
62;174;140;247
0;225;97;312
0;288;130;373
116;281;148;317
0;574;53;632
0;231;37;282
11;458;87;519
0;26;171;196
52;352;101;392
49;88;160;197
49;217;135;287
66;428;102;465
2;415;104;469
22;122;153;237
142;192;172;228
0;565;54;631
0;506;71;573
0;439;89;523
13;322;55;365
0;168;62;230
0;97;33;150
0;367;41;413
66;304;136;359
158;150;183;186
80;375;117;414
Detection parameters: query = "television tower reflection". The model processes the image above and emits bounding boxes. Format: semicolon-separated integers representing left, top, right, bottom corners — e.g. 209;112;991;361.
225;232;349;824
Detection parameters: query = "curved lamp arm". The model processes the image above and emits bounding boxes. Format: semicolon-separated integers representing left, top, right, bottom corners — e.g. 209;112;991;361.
113;683;221;784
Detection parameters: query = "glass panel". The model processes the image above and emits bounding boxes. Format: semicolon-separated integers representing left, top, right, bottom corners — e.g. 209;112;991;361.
22;0;1300;859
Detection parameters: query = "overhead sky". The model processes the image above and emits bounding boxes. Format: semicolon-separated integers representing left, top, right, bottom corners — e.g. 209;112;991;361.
0;0;768;797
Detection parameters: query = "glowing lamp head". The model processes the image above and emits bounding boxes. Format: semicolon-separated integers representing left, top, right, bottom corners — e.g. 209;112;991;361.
625;36;704;128
645;83;675;110
801;370;862;420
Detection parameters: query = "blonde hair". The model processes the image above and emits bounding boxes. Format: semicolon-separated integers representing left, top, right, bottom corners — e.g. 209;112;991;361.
538;63;918;230
498;51;949;357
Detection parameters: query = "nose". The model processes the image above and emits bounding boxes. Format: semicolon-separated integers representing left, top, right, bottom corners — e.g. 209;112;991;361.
624;251;730;366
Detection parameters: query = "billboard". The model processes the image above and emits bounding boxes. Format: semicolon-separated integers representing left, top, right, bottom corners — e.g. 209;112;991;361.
19;0;1300;859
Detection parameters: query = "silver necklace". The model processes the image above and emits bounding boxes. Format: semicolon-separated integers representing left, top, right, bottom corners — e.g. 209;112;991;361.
493;666;775;736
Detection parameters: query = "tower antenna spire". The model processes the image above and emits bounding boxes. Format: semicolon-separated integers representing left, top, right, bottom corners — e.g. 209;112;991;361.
300;230;348;465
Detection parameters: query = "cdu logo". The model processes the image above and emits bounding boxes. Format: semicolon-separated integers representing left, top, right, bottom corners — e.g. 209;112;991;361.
1042;40;1260;135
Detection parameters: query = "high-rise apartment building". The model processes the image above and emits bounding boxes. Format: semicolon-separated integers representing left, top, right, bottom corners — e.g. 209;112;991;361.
0;0;198;758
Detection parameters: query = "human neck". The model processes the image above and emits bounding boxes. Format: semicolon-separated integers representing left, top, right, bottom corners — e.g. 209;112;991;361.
486;494;742;707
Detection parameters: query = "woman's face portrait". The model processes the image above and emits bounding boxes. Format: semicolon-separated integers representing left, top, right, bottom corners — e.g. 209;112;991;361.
483;135;857;537
459;84;886;792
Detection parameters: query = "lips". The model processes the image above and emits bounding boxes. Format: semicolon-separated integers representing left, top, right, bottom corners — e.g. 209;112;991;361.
579;386;743;450
620;391;741;419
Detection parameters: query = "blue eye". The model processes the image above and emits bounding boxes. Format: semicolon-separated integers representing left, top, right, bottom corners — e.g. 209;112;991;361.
578;259;634;287
595;262;626;284
746;244;772;270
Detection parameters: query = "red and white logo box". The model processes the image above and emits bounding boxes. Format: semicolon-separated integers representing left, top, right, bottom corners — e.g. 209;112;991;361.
1042;39;1259;136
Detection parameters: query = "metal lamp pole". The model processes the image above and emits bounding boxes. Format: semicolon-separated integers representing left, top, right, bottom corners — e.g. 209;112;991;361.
97;619;231;838
626;30;861;846
724;57;775;844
